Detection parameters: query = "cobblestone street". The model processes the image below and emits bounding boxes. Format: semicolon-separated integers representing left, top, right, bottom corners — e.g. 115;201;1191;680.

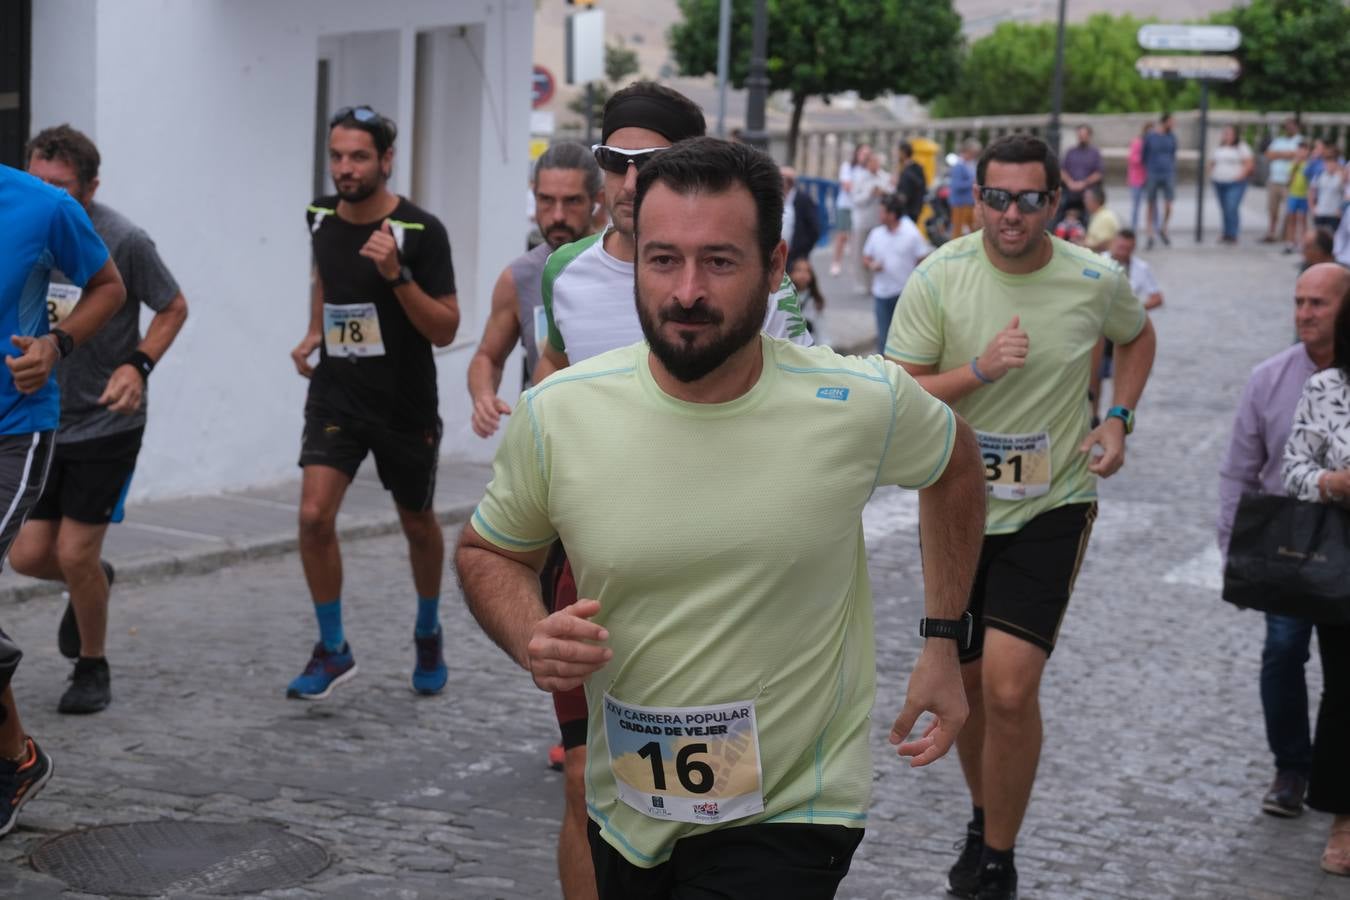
3;225;1350;898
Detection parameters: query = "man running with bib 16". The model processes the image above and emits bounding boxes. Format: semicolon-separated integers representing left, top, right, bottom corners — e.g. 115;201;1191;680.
288;106;459;700
885;134;1156;900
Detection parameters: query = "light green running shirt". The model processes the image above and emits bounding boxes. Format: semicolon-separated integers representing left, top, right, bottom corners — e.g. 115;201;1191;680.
885;232;1145;534
473;336;956;866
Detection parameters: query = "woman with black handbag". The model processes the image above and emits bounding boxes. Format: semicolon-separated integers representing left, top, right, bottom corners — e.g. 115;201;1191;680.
1282;269;1350;877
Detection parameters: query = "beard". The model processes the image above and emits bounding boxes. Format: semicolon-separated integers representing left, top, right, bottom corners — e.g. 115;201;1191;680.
335;172;382;203
544;220;583;249
636;274;770;384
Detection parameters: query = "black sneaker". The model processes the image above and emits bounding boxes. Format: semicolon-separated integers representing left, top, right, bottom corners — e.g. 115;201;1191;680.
0;737;53;839
58;657;111;715
58;560;114;660
975;859;1018;900
947;826;984;898
1261;770;1307;818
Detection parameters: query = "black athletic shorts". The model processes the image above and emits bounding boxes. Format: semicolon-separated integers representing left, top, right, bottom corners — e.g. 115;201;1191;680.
299;404;440;512
30;427;143;525
588;819;863;900
961;502;1097;663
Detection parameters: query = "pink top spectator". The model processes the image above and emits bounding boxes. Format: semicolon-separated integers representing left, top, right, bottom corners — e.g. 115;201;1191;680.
1127;137;1146;188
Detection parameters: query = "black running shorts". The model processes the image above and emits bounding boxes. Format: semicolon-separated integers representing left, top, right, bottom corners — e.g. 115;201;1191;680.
961;502;1097;662
30;427;142;525
299;405;440;512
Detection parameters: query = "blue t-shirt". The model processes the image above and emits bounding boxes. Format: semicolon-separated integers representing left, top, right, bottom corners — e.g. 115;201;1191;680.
949;158;975;207
1142;131;1177;178
0;165;109;435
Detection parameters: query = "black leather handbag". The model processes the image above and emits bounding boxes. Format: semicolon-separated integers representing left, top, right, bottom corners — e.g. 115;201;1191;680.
1223;492;1350;624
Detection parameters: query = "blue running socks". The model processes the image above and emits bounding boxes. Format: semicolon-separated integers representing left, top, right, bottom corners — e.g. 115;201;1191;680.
415;594;441;637
315;598;344;652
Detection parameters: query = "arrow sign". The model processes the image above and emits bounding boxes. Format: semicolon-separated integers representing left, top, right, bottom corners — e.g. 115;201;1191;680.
1137;24;1241;52
1136;54;1241;82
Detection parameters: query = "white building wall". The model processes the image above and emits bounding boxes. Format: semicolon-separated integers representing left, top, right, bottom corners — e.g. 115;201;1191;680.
29;0;533;500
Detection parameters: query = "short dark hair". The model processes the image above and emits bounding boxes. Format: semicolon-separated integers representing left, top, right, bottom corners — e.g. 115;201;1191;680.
329;106;397;156
882;193;907;218
1117;228;1137;241
534;141;603;196
634;137;782;270
25;124;100;187
1086;184;1105;204
898;140;913;159
1312;227;1335;258
1160;111;1173;124
976;133;1060;192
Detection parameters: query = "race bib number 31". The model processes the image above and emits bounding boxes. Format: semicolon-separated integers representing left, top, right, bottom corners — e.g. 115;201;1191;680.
46;283;81;326
977;430;1052;500
323;302;385;358
604;693;764;825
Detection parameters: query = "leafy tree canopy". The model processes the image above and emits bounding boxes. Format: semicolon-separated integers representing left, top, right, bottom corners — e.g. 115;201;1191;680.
1210;0;1350;113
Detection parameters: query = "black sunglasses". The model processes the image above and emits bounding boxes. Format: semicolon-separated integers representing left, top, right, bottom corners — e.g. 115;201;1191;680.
591;144;667;176
978;186;1055;214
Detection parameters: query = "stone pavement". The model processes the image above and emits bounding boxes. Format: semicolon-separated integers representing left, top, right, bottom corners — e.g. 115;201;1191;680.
3;184;1350;898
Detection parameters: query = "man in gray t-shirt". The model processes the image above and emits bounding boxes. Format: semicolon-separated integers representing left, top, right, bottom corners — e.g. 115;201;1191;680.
10;125;188;716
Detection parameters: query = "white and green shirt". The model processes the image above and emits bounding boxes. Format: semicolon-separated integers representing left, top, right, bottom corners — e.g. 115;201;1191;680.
541;229;811;364
886;231;1146;534
473;336;956;866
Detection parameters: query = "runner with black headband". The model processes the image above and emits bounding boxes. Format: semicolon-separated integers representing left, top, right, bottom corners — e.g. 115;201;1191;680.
529;82;811;900
285;105;459;700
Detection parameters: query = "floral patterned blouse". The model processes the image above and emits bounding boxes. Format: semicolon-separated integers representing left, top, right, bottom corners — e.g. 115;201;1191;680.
1283;367;1350;502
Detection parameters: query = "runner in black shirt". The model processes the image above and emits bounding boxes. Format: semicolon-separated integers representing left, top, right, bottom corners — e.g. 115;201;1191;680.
287;106;459;700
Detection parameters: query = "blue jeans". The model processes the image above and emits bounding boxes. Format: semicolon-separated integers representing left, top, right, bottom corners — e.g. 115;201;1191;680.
1213;180;1247;239
1129;185;1145;231
873;294;900;353
1262;613;1314;775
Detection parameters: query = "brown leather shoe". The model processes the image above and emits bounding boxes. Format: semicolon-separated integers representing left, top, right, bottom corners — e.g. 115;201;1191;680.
1261;771;1307;817
1323;820;1350;876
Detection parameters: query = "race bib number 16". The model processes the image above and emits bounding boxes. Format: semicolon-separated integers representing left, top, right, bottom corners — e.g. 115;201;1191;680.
323;302;385;358
604;693;764;825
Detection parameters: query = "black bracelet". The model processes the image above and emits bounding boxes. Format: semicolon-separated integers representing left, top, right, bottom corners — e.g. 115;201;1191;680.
49;328;74;359
124;350;155;381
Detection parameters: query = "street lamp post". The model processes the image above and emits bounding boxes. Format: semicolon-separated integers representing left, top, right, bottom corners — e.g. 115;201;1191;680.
1047;0;1068;154
742;0;769;152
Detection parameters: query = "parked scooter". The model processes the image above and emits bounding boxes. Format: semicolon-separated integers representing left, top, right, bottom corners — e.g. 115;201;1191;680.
921;152;959;247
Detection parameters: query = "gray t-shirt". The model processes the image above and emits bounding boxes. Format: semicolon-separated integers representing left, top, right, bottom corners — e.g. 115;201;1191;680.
48;201;179;443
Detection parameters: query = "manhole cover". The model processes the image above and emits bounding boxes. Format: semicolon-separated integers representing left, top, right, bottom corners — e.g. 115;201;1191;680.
30;820;331;896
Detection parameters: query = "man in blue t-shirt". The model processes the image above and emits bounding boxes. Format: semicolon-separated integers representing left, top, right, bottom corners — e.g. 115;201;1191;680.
1141;113;1178;249
0;163;125;839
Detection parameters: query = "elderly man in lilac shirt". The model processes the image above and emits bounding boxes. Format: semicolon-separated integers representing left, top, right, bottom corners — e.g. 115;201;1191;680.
1218;262;1345;819
1060;124;1104;222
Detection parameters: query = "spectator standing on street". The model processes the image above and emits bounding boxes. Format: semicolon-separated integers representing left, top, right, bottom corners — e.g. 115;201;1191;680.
788;255;828;345
949;139;979;238
886;133;1156;900
1081;185;1120;253
1279;263;1350;877
11;126;189;716
831;143;869;276
1283;141;1311;255
1219;263;1344;825
1263;118;1303;244
781;165;821;264
1127;122;1150;231
850;152;893;292
863;194;932;352
0;163;125;839
1059;125;1103;223
1209;124;1255;244
1142;112;1178;249
1310;143;1344;235
896;140;927;226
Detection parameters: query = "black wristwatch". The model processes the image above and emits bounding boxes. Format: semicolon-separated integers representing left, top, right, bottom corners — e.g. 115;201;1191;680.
919;612;974;650
385;265;413;288
48;328;74;359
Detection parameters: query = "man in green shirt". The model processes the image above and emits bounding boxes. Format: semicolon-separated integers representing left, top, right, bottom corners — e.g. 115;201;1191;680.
886;134;1156;900
457;137;987;898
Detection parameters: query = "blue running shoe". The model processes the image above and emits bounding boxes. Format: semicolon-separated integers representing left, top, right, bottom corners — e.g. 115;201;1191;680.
411;628;448;695
286;642;357;700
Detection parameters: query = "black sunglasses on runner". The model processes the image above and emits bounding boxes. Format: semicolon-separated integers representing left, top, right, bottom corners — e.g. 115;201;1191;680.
591;144;667;176
978;186;1055;214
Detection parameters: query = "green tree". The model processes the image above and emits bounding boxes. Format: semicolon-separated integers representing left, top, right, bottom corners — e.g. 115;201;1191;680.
669;0;963;164
1210;0;1350;114
934;14;1194;117
568;43;642;129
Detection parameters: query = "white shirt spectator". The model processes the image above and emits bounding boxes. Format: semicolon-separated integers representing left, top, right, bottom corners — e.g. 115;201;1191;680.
863;217;931;297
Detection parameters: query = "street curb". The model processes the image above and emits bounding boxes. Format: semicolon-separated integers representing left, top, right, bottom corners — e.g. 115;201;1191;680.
0;500;478;606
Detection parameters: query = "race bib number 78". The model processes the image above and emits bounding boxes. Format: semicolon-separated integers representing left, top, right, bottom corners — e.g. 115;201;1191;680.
323;302;385;358
604;693;764;825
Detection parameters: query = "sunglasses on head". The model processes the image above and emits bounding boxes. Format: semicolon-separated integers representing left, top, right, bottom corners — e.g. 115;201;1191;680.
591;144;667;176
978;187;1054;214
330;106;396;138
